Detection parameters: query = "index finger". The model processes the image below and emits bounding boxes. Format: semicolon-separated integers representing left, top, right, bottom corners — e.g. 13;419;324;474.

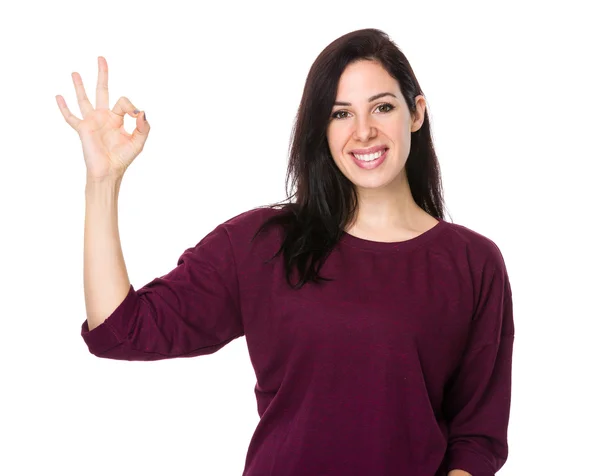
56;95;81;131
96;56;109;110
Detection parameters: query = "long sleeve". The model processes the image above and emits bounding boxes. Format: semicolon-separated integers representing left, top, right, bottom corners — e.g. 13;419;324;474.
80;223;244;361
442;256;515;476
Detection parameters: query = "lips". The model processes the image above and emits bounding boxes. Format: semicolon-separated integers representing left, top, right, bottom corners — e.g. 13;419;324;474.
351;148;388;169
350;145;388;155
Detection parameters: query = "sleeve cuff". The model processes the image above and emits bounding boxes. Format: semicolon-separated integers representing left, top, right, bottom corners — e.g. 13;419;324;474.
446;448;495;476
80;284;139;356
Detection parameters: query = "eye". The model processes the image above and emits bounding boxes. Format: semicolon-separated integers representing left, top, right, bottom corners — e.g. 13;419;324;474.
331;102;396;120
331;110;349;120
376;103;395;113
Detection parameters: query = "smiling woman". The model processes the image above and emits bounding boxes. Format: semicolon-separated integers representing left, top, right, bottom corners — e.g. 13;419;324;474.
72;27;513;476
248;28;514;476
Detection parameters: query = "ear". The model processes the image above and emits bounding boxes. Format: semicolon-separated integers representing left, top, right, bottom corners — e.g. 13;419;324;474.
411;95;427;132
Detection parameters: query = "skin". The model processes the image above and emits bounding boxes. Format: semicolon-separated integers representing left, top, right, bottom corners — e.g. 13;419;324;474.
326;59;439;242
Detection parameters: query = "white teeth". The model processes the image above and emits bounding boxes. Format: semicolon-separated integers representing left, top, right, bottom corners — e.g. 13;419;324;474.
353;149;385;161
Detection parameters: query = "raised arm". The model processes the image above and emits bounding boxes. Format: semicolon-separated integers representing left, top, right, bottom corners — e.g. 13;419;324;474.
58;57;244;361
56;55;150;331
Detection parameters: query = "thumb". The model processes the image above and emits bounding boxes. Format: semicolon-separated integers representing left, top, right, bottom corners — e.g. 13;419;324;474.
131;110;150;151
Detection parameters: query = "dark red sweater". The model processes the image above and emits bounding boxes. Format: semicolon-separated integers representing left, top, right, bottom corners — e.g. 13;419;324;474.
81;206;514;476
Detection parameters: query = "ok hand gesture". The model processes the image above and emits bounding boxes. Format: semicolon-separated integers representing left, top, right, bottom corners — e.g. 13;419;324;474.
56;56;150;180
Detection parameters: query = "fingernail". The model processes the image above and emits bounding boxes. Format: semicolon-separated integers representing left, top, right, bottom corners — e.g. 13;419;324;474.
143;112;147;121
133;109;140;114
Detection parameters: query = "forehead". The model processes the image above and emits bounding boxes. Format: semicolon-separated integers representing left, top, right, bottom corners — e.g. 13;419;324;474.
336;60;400;96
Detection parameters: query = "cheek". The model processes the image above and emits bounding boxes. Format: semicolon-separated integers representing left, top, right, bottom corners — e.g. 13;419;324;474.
327;126;352;150
326;140;345;158
328;149;347;170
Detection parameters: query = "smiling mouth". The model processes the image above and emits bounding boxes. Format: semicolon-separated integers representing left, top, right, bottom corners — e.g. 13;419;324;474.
351;148;389;162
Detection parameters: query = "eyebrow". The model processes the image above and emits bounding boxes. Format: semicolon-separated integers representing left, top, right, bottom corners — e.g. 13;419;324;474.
333;92;397;107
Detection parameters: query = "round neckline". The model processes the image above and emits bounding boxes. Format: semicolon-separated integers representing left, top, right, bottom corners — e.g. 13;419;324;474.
339;217;447;252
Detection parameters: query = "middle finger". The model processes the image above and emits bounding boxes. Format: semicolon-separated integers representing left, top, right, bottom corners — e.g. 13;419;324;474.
71;72;94;117
96;56;109;110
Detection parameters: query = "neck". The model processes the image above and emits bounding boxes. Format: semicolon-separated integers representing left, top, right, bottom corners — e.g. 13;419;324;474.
348;169;425;232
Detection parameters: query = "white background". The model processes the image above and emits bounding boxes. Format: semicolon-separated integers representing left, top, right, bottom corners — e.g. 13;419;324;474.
1;0;599;474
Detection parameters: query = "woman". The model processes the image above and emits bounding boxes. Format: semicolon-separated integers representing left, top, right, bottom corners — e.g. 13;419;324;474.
57;28;514;476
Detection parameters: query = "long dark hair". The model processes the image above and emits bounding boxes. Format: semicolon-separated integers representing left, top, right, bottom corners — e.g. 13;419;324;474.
251;28;450;290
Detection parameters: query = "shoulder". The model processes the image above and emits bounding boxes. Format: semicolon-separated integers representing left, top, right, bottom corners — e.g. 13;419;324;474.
212;205;290;255
440;219;508;274
438;220;513;317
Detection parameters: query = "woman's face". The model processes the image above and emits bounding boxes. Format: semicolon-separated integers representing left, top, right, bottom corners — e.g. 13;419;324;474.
326;60;425;192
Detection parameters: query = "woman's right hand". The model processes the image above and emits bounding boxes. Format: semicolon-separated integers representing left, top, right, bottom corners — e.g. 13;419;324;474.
56;56;150;180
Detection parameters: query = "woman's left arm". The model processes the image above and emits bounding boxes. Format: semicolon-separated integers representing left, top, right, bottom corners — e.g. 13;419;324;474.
443;256;515;476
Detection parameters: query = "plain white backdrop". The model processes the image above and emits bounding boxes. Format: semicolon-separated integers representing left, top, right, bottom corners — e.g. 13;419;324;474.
1;0;599;474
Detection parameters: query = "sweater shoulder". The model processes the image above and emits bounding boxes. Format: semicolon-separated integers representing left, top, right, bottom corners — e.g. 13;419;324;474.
214;205;289;259
441;220;508;273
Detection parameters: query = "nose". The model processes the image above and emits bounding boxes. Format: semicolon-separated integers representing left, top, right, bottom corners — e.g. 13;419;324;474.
352;115;377;142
